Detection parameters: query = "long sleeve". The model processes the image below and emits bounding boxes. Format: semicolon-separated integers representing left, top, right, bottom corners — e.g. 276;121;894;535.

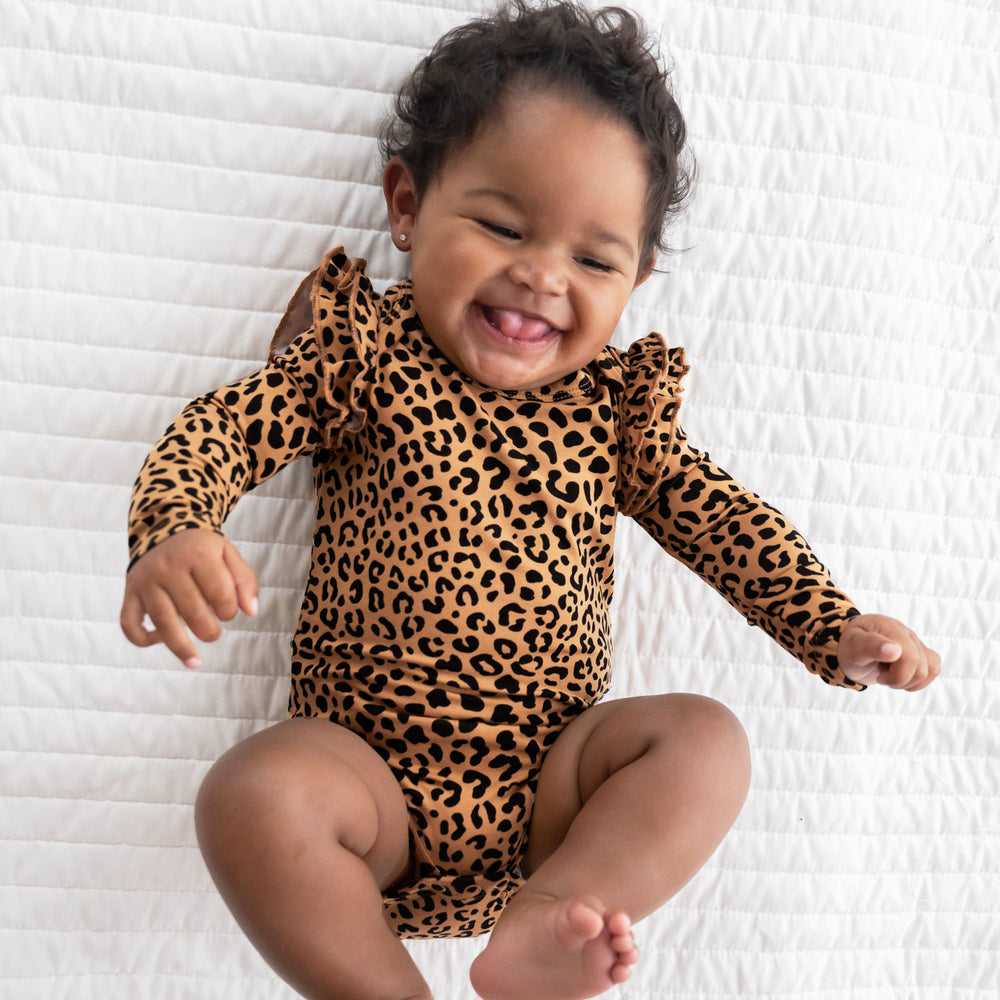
127;248;377;569
613;333;864;690
631;427;863;688
126;343;328;568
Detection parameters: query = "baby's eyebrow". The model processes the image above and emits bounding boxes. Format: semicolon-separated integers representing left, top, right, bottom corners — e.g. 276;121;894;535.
463;187;636;260
586;226;637;261
464;186;521;209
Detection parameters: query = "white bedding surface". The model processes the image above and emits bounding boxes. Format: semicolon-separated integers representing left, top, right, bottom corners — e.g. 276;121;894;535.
3;1;998;997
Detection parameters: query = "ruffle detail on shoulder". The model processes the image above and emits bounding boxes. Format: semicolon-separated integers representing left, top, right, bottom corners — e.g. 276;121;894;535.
270;246;380;449
615;332;691;517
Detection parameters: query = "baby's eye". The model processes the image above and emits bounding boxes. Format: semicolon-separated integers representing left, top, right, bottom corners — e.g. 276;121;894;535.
576;256;615;273
478;220;521;240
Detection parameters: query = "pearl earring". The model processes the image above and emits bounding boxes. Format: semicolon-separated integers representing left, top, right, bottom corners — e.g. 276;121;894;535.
399;233;408;243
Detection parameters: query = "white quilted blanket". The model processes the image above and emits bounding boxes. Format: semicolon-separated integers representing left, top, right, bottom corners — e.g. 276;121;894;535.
3;1;998;998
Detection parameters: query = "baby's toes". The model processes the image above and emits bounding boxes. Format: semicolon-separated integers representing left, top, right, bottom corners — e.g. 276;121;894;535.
606;912;639;971
607;913;632;946
610;961;634;986
609;929;629;951
614;943;639;971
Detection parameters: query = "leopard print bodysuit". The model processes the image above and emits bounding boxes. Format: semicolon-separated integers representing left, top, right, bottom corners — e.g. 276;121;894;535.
128;247;863;939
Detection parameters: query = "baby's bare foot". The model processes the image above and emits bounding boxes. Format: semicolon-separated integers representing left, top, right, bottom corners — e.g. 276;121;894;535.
469;891;638;1000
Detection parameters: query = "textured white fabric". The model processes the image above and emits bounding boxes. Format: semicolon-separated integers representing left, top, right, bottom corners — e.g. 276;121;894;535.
2;1;997;997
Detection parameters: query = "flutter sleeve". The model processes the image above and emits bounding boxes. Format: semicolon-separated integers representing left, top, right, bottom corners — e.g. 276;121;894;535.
127;247;376;568
615;334;865;690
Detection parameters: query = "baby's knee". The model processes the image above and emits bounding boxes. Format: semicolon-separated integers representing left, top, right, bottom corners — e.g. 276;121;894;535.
194;733;303;850
194;719;400;866
668;693;751;792
634;693;750;801
195;726;335;845
673;693;747;742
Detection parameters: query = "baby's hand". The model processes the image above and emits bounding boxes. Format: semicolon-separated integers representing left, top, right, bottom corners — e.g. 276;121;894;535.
120;529;258;669
838;614;940;691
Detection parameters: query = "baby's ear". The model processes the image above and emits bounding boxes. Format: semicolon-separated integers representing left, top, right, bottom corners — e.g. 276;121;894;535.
634;255;657;288
383;157;418;251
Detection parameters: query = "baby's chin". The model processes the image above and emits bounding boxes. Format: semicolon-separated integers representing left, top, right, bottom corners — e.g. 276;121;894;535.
435;343;572;393
461;359;577;393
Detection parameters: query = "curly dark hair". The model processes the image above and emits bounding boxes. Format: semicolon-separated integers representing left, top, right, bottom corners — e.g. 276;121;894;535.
379;0;694;264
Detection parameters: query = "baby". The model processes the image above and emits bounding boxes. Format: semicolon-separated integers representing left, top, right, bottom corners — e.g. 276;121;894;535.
120;2;940;999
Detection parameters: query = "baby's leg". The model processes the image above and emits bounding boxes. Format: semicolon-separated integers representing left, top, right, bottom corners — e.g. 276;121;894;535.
470;693;751;1000
195;717;431;1000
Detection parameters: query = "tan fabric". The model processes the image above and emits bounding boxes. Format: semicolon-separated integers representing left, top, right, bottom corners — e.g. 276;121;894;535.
128;247;862;938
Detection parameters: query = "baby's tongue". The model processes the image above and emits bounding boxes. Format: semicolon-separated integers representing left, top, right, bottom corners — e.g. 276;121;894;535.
484;306;551;342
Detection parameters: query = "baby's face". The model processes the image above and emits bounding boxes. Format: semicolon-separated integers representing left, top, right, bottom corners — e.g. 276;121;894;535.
404;90;651;391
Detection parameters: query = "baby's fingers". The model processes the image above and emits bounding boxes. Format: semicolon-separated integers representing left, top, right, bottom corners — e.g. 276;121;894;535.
222;542;260;617
866;632;940;692
840;616;941;692
120;590;161;649
191;540;259;624
839;629;900;686
224;539;259;619
122;583;205;668
891;643;941;692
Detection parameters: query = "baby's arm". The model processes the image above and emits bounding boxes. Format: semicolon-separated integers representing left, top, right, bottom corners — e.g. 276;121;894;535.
122;330;328;666
632;427;939;689
121;529;258;669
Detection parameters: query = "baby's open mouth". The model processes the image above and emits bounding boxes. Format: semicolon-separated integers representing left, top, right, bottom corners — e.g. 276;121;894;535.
480;304;557;343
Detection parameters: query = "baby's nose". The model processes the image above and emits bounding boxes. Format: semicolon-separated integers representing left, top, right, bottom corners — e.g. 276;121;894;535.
508;251;569;295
